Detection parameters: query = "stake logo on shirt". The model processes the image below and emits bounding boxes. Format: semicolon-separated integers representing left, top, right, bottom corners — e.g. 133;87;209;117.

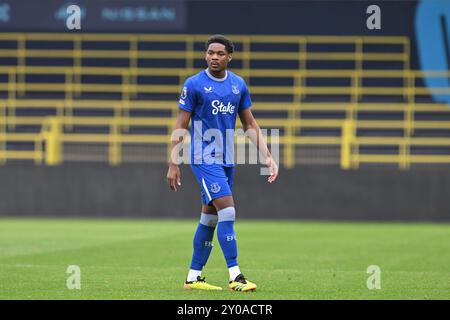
211;100;236;115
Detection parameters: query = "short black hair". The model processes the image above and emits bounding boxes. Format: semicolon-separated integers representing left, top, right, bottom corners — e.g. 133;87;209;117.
205;35;234;54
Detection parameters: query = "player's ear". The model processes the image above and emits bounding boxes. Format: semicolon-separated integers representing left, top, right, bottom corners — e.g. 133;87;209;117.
228;54;232;62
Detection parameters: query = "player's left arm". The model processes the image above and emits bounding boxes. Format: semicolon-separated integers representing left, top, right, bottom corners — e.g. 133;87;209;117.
238;108;279;183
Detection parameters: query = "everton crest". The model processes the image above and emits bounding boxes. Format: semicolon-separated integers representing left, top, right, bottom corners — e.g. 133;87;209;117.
210;182;221;193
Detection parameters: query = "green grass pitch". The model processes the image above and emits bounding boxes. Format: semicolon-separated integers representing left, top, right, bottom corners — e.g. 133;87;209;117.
0;218;449;300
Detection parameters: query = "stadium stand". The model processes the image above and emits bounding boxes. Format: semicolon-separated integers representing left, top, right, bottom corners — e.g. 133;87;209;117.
0;33;449;169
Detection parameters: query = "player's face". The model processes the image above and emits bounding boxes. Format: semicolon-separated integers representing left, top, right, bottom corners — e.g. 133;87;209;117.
205;43;232;73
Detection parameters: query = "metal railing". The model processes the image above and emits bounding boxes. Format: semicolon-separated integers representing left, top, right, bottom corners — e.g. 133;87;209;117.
1;98;449;168
0;33;449;168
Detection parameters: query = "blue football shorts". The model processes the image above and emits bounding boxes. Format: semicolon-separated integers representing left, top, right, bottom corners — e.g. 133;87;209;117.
190;164;235;206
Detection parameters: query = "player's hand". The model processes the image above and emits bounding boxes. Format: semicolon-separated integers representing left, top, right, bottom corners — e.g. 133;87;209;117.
167;164;182;192
266;156;279;184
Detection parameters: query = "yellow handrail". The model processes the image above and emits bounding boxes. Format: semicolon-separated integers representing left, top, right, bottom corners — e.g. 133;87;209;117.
41;117;62;165
341;120;355;170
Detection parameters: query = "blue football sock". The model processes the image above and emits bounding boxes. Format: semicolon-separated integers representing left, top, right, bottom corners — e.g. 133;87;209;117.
189;213;218;271
217;207;238;268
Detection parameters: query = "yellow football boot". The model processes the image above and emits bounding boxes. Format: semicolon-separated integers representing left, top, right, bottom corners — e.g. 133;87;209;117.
183;276;223;291
228;274;257;292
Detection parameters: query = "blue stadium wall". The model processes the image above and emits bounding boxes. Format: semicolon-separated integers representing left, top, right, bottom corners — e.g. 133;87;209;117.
0;0;419;37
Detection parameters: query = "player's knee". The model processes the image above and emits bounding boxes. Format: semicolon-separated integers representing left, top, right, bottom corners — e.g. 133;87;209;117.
217;207;235;222
200;213;218;227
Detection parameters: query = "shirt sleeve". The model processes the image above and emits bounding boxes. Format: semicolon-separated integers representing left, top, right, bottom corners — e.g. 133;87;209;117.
238;81;252;112
178;78;196;112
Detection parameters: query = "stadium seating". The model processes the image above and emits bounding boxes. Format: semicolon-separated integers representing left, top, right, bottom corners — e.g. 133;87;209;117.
0;33;449;168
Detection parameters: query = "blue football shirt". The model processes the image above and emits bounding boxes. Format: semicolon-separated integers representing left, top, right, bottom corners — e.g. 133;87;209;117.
178;69;252;166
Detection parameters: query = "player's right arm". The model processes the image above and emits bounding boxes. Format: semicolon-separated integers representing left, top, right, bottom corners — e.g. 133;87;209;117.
166;108;191;192
167;78;196;192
